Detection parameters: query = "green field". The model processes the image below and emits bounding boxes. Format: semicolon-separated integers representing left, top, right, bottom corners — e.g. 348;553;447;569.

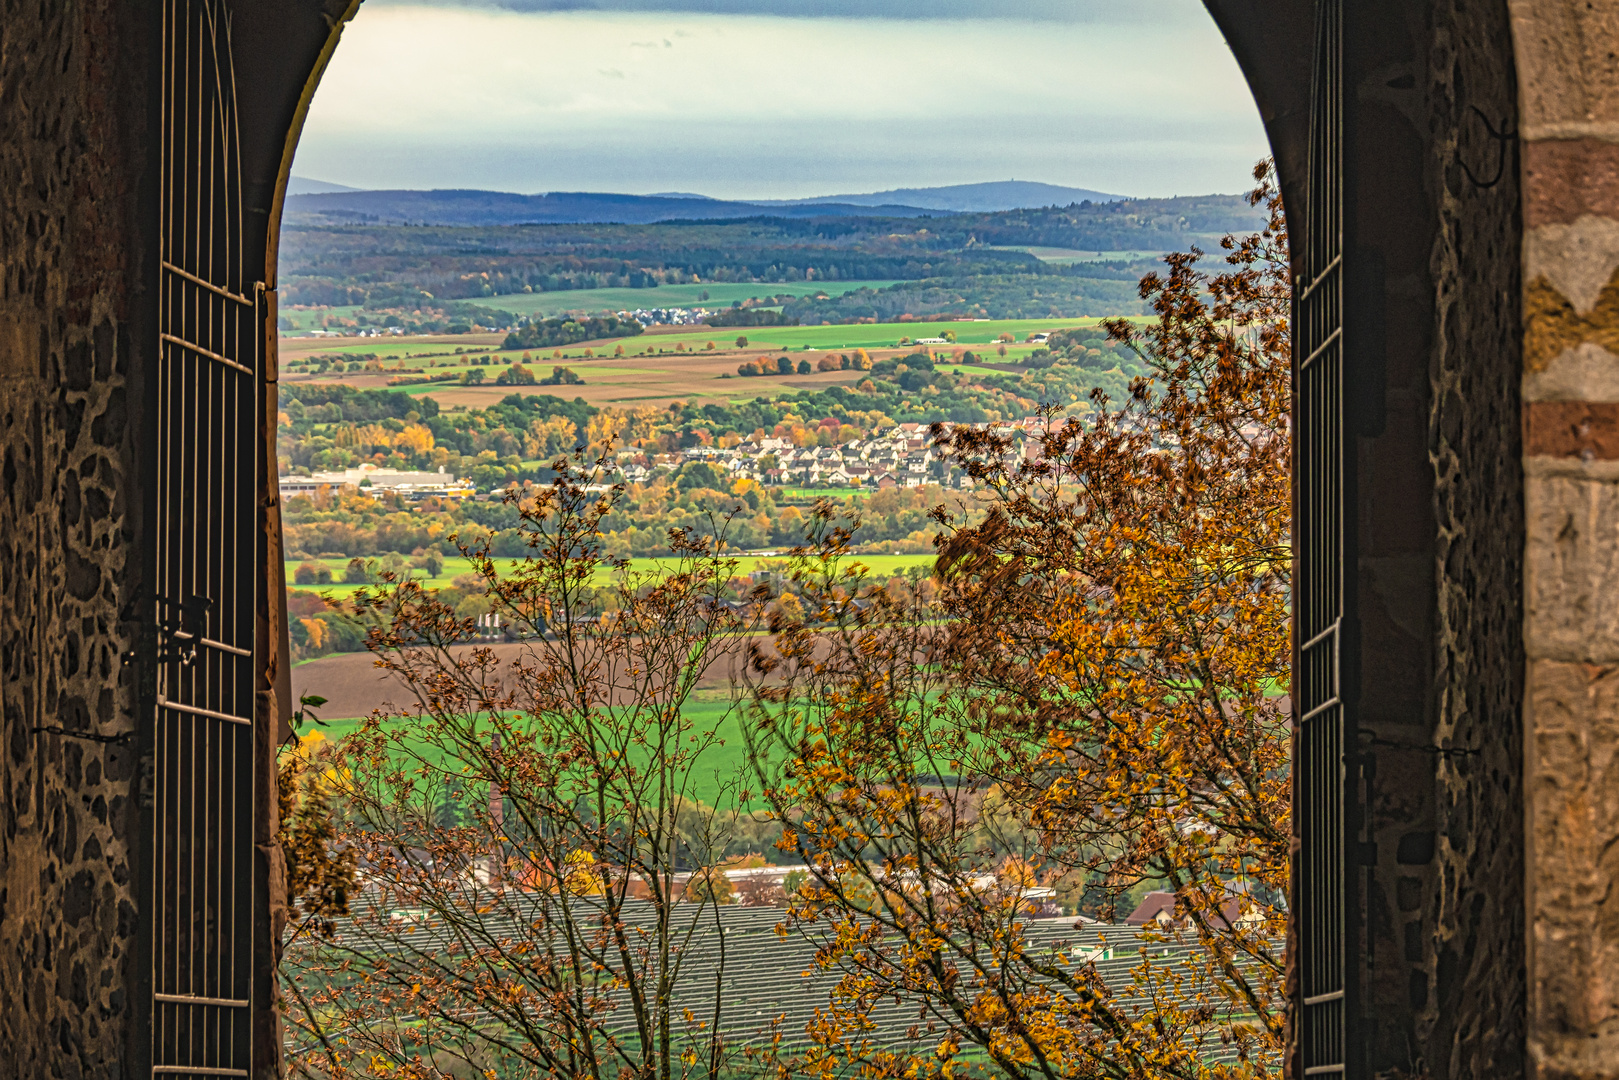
280;305;365;332
778;487;862;500
987;246;1172;265
626;316;1124;353
286;551;939;597
302;693;760;809
469;280;904;319
283;316;1132;362
278;282;903;333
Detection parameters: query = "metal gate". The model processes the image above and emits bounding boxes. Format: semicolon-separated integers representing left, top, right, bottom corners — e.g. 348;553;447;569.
151;0;261;1075
1295;0;1351;1076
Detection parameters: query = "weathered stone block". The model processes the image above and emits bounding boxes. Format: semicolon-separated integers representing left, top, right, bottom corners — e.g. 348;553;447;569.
1526;466;1619;663
1528;219;1619;317
1510;0;1619;139
1526;342;1619;403
1526;657;1619;1077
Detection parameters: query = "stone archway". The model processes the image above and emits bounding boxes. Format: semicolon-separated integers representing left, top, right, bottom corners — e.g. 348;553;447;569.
1214;1;1528;1077
8;2;1619;1077
1213;2;1619;1078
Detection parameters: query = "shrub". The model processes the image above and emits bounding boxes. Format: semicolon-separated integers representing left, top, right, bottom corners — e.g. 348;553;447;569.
494;363;537;386
702;308;798;328
501;314;643;351
539;366;582;386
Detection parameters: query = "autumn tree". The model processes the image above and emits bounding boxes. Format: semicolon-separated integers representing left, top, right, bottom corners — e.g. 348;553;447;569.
281;453;775;1080
746;162;1291;1079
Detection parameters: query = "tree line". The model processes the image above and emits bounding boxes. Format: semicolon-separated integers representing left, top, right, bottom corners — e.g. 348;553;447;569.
276;195;1265;313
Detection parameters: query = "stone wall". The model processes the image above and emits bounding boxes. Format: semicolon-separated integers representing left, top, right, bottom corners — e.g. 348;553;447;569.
1510;3;1619;1078
0;1;154;1075
1334;4;1529;1077
1417;1;1527;1074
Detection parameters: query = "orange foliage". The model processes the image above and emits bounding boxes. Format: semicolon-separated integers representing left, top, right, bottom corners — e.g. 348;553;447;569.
747;162;1291;1079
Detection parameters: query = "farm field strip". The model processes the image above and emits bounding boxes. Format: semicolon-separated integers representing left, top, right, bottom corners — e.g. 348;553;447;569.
280;316;1127;362
986;245;1173;264
454;280;906;318
277;315;1135;407
292;698;759;809
286;551;939;596
628;317;1120;351
278;281;908;332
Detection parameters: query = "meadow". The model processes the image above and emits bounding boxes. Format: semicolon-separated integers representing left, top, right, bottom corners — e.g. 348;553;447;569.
280;305;364;332
466;280;904;319
276;281;902;332
987;246;1170;264
295;692;762;810
778;487;868;501
629;316;1122;352
287;551;939;598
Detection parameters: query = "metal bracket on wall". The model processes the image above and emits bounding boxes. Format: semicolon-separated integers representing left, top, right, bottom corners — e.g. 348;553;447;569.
1459;105;1517;190
30;725;136;745
120;594;223;667
1362;734;1481;759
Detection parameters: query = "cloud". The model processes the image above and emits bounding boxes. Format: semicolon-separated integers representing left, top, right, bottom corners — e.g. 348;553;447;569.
295;5;1268;198
367;0;1203;22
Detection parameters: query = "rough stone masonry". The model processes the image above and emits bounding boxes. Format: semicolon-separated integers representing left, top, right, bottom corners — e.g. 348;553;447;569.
1515;3;1619;1078
0;1;153;1075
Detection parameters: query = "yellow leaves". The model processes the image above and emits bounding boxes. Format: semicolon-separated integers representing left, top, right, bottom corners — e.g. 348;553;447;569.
736;168;1293;1080
298;616;328;652
995;854;1039;890
331;421;434;456
561;849;605;896
395;422;434;454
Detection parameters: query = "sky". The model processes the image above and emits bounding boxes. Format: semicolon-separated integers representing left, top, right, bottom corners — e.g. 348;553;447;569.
290;0;1269;201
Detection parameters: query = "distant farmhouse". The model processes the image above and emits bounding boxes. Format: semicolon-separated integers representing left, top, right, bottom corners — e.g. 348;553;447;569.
280;464;475;501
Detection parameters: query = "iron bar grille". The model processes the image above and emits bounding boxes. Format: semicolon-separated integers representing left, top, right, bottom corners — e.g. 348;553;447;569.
1296;0;1347;1076
154;0;259;1076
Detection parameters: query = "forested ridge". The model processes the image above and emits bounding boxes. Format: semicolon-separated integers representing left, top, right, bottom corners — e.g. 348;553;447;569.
279;195;1264;309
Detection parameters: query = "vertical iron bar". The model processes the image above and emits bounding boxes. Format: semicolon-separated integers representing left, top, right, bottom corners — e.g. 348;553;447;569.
154;0;258;1073
1296;0;1351;1076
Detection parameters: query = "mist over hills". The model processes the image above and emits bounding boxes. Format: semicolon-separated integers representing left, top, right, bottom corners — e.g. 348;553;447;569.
762;180;1125;211
286;176;362;196
282;179;1132;227
283;188;936;227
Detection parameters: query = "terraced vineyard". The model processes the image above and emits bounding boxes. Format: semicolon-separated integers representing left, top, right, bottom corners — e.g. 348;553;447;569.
289;895;1265;1073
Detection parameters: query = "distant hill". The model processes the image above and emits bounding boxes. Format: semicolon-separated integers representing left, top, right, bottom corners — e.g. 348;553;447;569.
766;180;1127;212
283;189;940;227
286;176;362;196
282;179;1134;227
